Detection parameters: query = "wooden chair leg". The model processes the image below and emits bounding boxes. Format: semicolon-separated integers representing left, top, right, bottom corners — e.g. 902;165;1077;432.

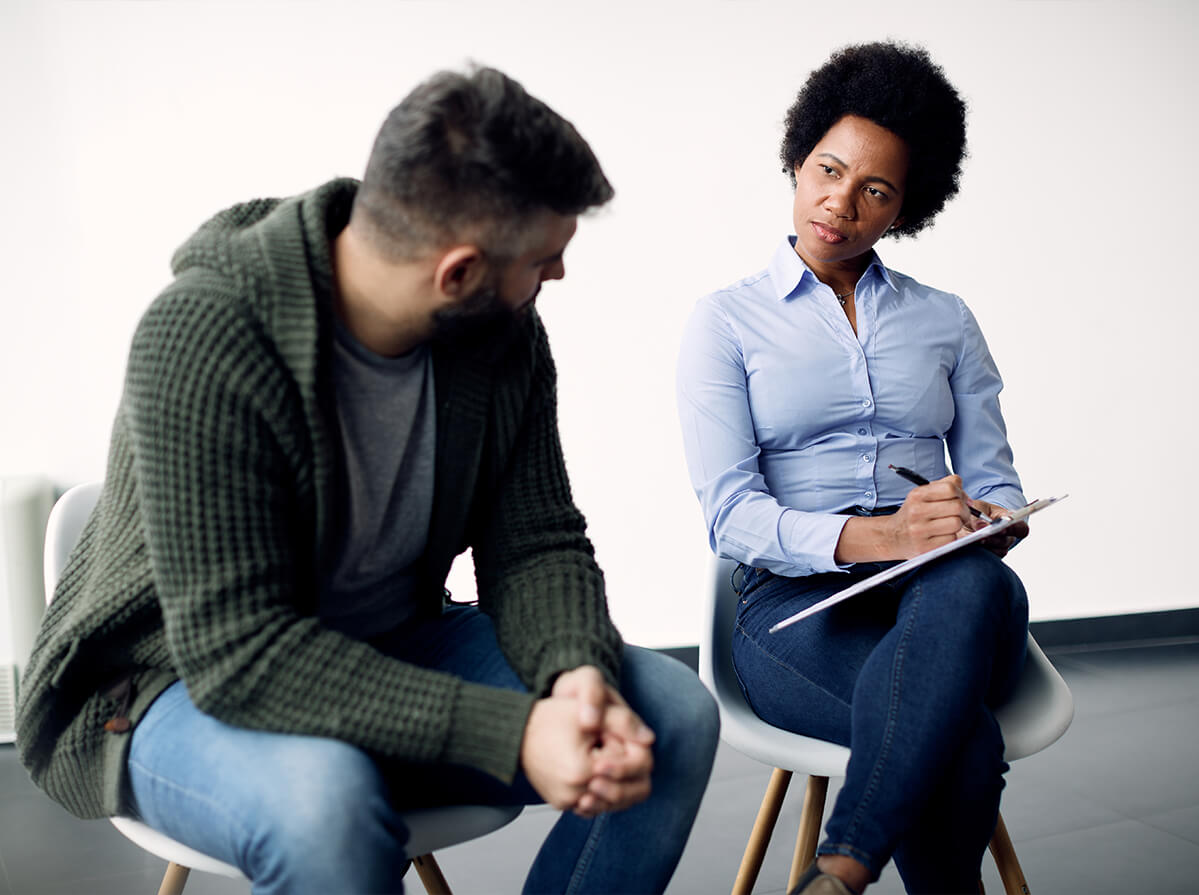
988;811;1030;895
733;768;793;895
413;852;452;895
156;862;190;895
787;775;829;892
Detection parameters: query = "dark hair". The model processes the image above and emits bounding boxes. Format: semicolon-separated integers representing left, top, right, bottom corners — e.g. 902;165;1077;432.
354;65;614;259
780;42;967;237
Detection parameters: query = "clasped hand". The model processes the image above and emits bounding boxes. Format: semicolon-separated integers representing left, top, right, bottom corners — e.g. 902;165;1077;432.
889;474;1029;559
519;665;655;819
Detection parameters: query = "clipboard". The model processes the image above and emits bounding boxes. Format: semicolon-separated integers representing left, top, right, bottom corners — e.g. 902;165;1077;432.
768;495;1068;634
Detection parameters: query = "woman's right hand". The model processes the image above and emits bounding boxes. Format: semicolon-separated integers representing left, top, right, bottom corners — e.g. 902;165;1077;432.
884;474;975;559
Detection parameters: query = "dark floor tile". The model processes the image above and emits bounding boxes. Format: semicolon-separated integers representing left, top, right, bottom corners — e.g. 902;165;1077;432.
0;849;13;895
996;755;1125;841
708;739;782;784
1048;642;1199;718
1009;700;1199;820
0;746;33;799
429;805;553;893
0;793;162;893
993;818;1199;895
1142;804;1199;848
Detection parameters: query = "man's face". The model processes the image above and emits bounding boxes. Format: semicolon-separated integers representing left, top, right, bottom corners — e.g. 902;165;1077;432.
432;211;577;344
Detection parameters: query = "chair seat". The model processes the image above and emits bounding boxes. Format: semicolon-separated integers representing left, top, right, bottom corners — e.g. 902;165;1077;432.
109;817;244;879
109;803;524;879
716;683;851;778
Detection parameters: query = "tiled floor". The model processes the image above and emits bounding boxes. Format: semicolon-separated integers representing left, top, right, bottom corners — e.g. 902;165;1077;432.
2;640;1197;894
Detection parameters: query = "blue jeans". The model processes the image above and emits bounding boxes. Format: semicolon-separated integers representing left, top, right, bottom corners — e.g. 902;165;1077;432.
731;547;1028;894
127;605;719;894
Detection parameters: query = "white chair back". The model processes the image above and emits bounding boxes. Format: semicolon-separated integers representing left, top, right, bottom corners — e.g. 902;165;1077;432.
42;481;103;603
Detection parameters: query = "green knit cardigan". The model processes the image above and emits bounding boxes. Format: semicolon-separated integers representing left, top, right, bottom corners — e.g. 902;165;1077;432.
16;179;623;819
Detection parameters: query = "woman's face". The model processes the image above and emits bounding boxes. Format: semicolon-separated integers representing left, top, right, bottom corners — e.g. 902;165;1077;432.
791;114;909;274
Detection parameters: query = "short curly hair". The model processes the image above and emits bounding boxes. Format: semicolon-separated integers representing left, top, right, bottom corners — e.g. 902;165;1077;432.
780;41;967;237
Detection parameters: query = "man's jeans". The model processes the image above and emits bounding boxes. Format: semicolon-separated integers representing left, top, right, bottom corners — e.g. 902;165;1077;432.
127;605;719;894
731;546;1028;893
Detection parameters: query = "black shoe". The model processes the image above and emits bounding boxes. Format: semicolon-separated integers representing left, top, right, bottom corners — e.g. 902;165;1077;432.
787;862;856;895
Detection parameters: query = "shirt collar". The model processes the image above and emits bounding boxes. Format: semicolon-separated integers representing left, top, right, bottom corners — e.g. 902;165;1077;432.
768;235;897;302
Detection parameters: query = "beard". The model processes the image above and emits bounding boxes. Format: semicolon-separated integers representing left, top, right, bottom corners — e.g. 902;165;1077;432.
430;283;537;354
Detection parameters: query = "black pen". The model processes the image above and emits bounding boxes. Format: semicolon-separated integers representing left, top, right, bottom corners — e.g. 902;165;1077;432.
888;465;993;524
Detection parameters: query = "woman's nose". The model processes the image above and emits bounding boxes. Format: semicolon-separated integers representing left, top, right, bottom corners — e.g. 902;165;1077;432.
824;184;855;219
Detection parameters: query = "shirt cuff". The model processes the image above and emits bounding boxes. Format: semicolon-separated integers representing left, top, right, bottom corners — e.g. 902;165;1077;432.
780;509;853;575
978;485;1027;513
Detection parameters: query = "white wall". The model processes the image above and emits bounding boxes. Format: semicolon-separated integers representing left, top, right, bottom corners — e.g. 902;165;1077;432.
3;0;1196;647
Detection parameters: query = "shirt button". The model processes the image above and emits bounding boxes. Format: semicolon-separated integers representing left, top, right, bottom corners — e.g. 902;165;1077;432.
862;399;872;408
863;454;872;462
858;428;867;435
865;491;873;498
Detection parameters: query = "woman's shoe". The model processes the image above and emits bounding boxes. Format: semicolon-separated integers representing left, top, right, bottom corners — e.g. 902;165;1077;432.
787;862;857;895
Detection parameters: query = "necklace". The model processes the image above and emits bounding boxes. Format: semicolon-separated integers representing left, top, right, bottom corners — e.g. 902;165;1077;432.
834;288;854;306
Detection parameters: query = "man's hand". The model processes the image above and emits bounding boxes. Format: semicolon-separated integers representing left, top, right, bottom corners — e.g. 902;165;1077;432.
519;666;655;818
520;696;604;812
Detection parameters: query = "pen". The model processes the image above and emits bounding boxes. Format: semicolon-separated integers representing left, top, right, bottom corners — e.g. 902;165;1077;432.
888;465;993;524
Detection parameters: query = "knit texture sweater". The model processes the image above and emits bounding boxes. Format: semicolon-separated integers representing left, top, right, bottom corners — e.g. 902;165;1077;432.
16;179;623;819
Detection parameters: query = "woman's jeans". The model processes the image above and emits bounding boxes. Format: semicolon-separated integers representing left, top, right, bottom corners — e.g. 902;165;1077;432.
731;546;1029;894
127;605;720;895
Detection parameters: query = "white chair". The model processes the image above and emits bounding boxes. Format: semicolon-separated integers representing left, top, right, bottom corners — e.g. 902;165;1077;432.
43;481;522;895
700;557;1074;895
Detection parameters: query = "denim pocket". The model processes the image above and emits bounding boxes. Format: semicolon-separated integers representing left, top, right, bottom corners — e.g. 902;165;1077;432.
733;564;774;603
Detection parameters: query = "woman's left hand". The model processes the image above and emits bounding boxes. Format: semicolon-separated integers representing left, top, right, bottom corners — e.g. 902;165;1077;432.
961;499;1030;558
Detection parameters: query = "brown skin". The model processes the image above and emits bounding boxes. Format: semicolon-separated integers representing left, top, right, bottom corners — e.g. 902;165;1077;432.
791;117;1027;891
332;213;655;819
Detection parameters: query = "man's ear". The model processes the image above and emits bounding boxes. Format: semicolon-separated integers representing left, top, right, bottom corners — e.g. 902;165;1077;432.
433;245;488;299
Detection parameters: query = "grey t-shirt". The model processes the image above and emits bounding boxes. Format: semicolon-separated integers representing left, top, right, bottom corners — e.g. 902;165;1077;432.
320;319;436;638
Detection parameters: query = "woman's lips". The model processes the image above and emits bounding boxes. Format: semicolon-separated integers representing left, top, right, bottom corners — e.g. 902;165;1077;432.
811;221;847;244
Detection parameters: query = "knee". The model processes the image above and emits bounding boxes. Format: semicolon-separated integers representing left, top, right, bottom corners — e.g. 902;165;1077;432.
244;739;404;886
921;548;1028;631
621;649;720;777
664;674;721;760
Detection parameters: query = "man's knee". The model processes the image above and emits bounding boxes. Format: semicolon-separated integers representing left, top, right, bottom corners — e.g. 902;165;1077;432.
244;738;406;887
621;648;720;773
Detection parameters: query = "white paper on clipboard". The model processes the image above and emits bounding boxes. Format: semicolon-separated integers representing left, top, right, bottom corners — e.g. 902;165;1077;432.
768;495;1067;634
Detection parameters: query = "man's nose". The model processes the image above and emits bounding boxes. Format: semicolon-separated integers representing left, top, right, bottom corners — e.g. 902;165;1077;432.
543;259;566;281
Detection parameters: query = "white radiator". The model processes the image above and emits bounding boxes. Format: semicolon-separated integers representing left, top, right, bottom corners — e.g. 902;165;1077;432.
0;476;55;743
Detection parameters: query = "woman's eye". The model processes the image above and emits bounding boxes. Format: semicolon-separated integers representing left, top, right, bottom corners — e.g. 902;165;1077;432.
821;165;835;175
865;186;887;199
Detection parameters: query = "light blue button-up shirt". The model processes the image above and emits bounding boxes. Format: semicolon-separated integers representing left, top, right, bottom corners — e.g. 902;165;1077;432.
677;237;1025;577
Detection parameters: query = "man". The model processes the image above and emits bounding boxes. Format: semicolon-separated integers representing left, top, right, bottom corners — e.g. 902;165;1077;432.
17;66;719;894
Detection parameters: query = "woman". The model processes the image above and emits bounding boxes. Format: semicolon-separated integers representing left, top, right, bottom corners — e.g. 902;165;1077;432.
677;42;1031;895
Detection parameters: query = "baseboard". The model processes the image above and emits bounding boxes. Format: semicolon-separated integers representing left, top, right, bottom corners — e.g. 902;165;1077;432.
656;646;699;673
1027;607;1199;650
655;607;1199;671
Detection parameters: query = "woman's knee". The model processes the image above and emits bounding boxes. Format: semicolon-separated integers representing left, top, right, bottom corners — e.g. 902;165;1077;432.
917;548;1028;630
